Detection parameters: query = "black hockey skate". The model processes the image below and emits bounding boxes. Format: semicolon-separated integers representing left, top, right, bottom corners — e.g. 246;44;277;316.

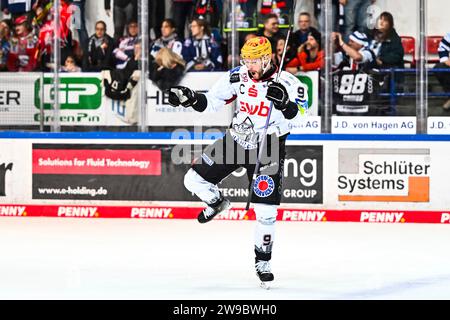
197;196;231;224
255;259;274;289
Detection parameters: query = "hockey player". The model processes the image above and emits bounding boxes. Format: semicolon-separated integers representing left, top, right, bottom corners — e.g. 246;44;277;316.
167;36;309;287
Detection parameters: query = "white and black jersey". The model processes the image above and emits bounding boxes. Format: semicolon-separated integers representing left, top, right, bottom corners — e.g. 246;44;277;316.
332;69;381;115
333;47;376;71
203;65;309;149
439;33;450;63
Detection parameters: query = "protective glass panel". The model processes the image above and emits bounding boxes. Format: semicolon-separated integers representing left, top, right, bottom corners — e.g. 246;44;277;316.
266;0;320;133
328;0;418;134
0;0;441;134
427;0;450;133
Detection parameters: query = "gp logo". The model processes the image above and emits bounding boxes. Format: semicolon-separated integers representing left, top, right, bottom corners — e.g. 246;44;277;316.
34;77;102;110
239;101;270;117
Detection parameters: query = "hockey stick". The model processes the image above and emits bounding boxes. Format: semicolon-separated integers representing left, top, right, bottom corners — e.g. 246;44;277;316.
245;3;296;211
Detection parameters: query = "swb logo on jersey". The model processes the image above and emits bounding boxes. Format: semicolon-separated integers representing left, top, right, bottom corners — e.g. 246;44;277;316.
239;101;270;116
254;175;275;198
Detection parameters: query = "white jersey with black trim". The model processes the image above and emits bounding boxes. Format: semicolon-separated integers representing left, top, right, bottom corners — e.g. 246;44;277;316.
203;65;309;149
439;33;450;63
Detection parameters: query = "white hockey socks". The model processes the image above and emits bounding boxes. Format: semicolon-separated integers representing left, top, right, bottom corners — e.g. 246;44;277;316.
254;204;277;261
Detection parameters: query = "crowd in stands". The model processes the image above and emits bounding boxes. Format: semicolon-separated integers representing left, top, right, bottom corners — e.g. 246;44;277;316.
0;0;226;88
0;0;448;107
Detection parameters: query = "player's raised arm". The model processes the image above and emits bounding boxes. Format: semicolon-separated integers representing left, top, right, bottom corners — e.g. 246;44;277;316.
167;86;208;112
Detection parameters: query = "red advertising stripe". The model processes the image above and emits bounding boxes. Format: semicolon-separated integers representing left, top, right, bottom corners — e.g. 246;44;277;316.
0;205;450;224
32;149;161;175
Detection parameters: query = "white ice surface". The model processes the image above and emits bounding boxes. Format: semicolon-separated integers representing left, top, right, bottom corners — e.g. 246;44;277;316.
0;217;449;300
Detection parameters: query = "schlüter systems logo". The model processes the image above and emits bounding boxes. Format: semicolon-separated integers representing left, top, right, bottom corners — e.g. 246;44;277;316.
34;76;102;110
338;148;430;202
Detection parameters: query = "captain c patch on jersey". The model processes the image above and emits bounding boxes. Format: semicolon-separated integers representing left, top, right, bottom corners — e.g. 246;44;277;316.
253;175;275;198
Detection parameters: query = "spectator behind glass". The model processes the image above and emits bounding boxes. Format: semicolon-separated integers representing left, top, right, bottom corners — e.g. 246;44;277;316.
113;20;139;70
68;0;89;52
314;0;345;33
149;47;186;91
31;1;50;32
434;33;450;110
273;35;296;70
286;28;324;73
192;0;220;30
260;0;287;16
238;0;258;25
343;0;372;40
368;11;404;69
37;0;75;71
0;19;11;71
149;0;165;39
104;0;137;42
332;30;374;71
62;54;81;72
257;13;282;53
150;18;183;59
293;12;320;48
7;15;38;71
182;18;222;71
85;20;114;71
172;0;195;39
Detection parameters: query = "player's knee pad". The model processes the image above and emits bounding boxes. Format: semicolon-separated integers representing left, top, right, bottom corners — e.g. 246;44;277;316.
254;204;278;225
184;168;204;193
184;168;221;205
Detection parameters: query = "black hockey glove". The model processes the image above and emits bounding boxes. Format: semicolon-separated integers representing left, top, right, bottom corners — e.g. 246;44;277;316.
266;82;289;110
167;86;198;108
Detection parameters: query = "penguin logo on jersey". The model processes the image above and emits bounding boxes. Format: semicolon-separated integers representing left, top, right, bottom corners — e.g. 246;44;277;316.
253;175;275;198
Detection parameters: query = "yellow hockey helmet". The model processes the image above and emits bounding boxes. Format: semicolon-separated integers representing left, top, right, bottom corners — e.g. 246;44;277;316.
240;36;272;60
